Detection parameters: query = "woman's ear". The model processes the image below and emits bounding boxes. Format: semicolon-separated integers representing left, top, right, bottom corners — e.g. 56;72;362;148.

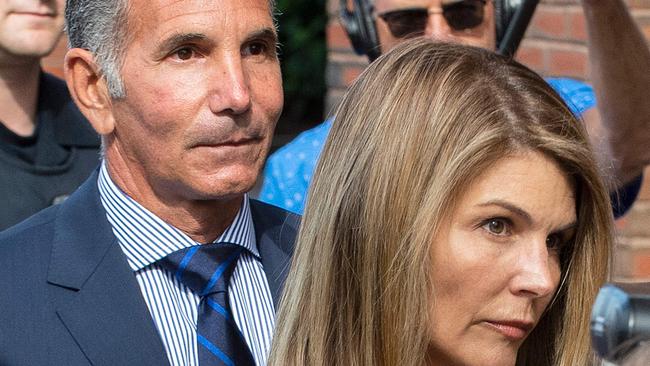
64;48;116;135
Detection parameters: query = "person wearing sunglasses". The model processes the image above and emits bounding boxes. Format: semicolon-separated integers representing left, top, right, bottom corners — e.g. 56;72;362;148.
260;0;650;219
376;0;495;51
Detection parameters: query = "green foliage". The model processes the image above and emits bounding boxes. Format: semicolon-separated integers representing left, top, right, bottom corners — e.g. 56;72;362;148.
275;0;327;133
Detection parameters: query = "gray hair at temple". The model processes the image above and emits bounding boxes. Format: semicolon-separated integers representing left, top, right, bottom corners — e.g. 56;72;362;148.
65;0;129;98
65;0;277;99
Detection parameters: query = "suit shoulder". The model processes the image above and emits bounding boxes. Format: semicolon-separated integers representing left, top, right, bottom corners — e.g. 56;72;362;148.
0;205;58;252
249;198;301;229
249;199;301;256
0;207;57;297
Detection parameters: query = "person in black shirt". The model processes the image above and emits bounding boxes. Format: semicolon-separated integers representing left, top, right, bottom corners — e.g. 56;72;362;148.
0;0;100;230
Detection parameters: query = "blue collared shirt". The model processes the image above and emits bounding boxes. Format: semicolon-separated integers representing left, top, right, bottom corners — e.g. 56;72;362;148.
98;163;275;366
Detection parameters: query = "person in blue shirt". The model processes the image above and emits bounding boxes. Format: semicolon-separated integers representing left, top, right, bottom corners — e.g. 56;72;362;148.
261;0;650;215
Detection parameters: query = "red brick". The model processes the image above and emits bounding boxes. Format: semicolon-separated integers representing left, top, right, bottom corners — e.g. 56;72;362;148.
543;0;580;4
529;6;567;39
568;8;588;42
643;24;650;40
42;66;64;78
327;22;352;50
613;244;632;279
627;0;650;9
37;37;67;78
548;48;588;79
41;37;67;71
617;201;650;237
342;65;364;86
632;249;650;278
515;44;544;73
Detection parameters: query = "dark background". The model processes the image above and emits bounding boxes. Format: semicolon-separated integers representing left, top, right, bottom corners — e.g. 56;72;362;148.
272;0;328;151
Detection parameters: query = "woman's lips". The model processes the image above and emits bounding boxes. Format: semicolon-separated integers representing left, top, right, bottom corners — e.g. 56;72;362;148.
483;320;533;341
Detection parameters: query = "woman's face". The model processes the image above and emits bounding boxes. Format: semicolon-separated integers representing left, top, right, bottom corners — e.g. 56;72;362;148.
427;151;577;366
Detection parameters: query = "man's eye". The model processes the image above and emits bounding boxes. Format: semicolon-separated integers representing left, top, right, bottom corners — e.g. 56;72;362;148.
481;218;510;236
243;42;269;57
172;47;196;61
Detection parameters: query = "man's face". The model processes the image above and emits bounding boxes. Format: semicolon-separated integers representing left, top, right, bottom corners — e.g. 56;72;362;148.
106;0;283;204
374;0;496;51
0;0;64;60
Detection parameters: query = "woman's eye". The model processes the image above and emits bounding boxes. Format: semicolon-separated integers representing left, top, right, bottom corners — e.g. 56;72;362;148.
481;219;510;236
546;234;562;250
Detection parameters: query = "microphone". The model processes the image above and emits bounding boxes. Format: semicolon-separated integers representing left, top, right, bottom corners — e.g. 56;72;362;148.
591;283;650;362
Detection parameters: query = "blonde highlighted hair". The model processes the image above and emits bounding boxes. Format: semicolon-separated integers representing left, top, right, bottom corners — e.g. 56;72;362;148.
269;39;613;366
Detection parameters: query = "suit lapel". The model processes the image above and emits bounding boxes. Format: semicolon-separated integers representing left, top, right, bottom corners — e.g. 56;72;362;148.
249;199;300;309
46;188;299;364
47;172;170;366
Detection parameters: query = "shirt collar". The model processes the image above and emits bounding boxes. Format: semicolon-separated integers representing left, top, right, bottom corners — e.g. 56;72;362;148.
97;161;259;272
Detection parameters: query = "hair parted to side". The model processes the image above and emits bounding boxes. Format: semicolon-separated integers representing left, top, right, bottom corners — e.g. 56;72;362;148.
65;0;278;99
269;38;613;366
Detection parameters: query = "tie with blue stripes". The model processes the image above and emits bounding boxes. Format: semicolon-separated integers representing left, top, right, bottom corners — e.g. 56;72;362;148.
159;243;256;366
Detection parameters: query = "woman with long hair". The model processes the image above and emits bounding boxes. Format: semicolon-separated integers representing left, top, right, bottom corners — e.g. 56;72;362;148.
270;39;613;366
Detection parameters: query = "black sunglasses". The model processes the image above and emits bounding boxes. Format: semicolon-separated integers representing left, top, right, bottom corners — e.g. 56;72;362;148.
377;0;487;39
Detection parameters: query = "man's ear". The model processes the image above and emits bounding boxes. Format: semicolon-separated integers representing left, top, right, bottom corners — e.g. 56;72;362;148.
64;48;116;135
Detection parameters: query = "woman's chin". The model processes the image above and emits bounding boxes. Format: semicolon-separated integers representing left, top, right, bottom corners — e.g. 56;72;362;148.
426;343;518;366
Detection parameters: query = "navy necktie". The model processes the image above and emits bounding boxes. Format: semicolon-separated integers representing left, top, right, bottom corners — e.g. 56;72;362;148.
159;243;256;366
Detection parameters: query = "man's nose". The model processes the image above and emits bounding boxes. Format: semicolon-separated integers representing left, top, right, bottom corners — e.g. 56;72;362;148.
423;10;454;41
509;239;558;299
208;54;252;115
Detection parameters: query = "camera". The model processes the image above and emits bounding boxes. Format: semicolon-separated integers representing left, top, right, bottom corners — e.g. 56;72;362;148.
591;282;650;362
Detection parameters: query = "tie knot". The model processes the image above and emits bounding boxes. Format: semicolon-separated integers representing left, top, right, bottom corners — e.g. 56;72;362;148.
158;243;244;296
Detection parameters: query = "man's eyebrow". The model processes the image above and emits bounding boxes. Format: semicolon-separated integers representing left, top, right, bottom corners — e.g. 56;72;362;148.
245;28;278;44
156;32;210;52
477;200;533;226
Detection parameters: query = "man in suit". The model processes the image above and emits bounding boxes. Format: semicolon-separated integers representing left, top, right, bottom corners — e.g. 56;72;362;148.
0;0;299;365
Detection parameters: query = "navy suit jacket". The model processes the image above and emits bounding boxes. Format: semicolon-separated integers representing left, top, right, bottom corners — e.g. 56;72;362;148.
0;171;300;365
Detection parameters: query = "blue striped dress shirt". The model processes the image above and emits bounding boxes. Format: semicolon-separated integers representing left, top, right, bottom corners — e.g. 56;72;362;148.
97;163;275;366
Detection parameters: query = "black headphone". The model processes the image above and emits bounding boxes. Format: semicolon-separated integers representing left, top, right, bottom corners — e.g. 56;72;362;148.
339;0;539;61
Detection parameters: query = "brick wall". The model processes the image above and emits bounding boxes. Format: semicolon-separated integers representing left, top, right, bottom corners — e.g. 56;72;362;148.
42;36;67;78
326;0;650;280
